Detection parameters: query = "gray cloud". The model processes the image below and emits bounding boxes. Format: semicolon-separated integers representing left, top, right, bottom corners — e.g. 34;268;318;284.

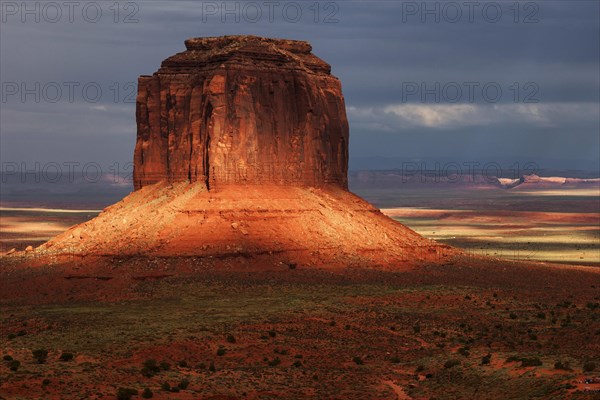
1;0;598;171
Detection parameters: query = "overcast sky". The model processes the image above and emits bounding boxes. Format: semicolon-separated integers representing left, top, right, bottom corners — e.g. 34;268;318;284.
1;0;599;174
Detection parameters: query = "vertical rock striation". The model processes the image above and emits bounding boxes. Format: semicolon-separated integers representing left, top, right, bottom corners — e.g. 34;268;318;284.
133;35;349;190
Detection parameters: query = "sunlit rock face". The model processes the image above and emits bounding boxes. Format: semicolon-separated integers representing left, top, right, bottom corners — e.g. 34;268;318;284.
133;35;349;190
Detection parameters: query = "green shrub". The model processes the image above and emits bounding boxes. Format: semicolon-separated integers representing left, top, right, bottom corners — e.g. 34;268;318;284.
3;355;13;361
268;330;277;338
159;361;171;371
141;359;160;377
509;313;517;319
216;346;226;356
520;357;542;367
7;333;16;340
142;388;153;398
481;354;492;365
293;360;302;367
268;357;281;366
352;357;364;365
444;359;461;369
116;387;138;400
178;360;188;368
554;360;572;371
226;334;236;343
161;382;171;391
390;356;401;364
458;347;470;357
32;349;48;364
42;379;50;385
209;361;216;372
178;379;190;389
59;352;74;362
9;360;20;371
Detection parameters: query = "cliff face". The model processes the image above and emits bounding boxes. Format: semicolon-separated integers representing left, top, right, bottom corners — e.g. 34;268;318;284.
133;36;349;190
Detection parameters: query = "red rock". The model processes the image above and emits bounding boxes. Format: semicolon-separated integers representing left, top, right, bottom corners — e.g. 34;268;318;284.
134;35;349;190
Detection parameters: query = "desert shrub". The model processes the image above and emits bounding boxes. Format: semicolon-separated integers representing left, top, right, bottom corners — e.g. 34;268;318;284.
536;312;546;319
520;357;542;367
142;388;153;398
7;333;16;340
481;354;492;365
161;382;171;391
178;360;188;368
293;360;302;367
586;302;599;310
458;346;470;357
444;359;461;369
17;330;26;337
413;325;421;333
415;365;425;372
32;349;48;364
3;355;13;361
554;361;572;371
226;334;236;343
170;387;180;393
509;313;517;319
294;354;303;359
268;330;277;338
506;356;521;363
216;346;226;356
583;361;596;372
59;352;74;362
141;359;160;377
159;361;171;371
390;356;401;364
116;387;138;400
352;357;364;365
9;360;20;371
274;348;288;355
529;333;538;341
268;357;281;366
209;361;216;372
42;379;50;385
178;379;190;389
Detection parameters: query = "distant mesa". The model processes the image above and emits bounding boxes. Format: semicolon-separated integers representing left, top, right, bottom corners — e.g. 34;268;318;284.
26;36;454;268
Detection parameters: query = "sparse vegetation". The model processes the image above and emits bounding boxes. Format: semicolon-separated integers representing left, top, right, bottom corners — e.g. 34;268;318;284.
116;387;138;400
59;351;74;361
444;359;461;369
32;349;48;364
178;379;190;389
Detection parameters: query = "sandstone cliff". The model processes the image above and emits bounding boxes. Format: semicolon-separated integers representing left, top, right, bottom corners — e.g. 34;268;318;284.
134;36;349;190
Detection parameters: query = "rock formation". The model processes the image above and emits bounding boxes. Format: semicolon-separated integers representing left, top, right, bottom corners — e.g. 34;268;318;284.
30;36;455;268
134;36;348;190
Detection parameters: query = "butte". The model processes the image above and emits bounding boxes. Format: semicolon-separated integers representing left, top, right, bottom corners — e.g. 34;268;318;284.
36;35;455;269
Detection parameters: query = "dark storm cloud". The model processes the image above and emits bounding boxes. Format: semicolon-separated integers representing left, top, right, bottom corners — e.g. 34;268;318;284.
1;0;598;171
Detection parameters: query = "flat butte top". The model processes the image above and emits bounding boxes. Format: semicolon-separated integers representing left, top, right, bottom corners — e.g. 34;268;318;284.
155;35;332;75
